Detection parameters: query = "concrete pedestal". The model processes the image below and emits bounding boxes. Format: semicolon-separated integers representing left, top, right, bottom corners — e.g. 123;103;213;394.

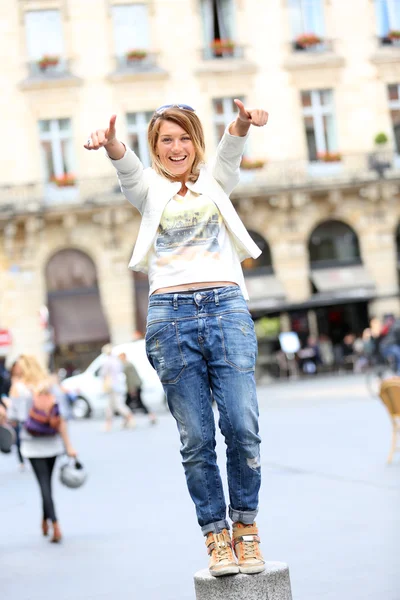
194;562;293;600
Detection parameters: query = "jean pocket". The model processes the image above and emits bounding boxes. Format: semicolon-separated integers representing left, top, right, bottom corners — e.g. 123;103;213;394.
218;314;257;372
145;321;186;384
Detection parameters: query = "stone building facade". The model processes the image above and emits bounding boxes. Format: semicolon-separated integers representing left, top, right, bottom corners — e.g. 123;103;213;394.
1;0;400;368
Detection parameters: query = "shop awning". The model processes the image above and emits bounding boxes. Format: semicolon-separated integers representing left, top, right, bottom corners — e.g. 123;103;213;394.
310;265;376;300
245;274;286;311
48;292;110;345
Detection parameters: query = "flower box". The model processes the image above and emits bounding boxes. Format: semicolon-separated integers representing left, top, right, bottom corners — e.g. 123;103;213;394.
388;30;400;40
126;49;148;61
38;55;60;70
50;174;76;187
210;39;235;56
317;152;341;163
295;33;322;49
241;158;265;170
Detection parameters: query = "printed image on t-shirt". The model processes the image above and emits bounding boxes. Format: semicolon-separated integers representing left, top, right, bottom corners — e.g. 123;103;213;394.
155;193;222;263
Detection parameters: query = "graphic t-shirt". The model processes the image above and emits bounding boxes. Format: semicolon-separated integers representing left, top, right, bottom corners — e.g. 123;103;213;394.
148;190;243;295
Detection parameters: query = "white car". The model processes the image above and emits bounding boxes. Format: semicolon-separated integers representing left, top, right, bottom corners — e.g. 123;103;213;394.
62;339;165;419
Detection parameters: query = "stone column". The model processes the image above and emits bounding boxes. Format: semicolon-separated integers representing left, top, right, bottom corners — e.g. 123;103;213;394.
359;213;400;319
97;251;135;345
194;563;293;600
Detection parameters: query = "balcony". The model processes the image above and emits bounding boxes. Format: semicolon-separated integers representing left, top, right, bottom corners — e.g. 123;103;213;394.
233;150;400;195
108;52;168;82
0;176;122;216
195;43;257;76
371;34;400;66
283;38;345;71
20;58;82;90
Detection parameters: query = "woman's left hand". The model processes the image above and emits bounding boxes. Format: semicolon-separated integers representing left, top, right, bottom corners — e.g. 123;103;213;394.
234;99;269;127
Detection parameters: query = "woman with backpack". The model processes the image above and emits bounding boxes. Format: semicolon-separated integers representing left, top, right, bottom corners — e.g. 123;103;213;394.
8;354;77;543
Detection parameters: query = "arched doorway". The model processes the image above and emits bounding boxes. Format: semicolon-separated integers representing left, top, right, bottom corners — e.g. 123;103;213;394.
133;271;149;337
307;219;373;347
243;231;285;364
242;231;273;273
243;230;286;313
309;219;361;267
46;249;110;373
396;222;400;289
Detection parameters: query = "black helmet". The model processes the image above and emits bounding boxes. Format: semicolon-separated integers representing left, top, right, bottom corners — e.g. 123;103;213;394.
59;458;87;489
0;424;15;454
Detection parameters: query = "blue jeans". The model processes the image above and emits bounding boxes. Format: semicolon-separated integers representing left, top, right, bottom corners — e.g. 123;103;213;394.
146;286;261;535
382;344;400;374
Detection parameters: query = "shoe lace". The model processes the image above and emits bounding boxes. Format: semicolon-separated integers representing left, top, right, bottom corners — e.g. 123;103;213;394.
242;538;258;559
212;533;231;562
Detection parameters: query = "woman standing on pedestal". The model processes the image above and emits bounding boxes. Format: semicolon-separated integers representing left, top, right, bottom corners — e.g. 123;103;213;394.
85;100;268;576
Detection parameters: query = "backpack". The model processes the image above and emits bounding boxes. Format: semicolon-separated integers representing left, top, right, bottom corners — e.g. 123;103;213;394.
25;391;61;437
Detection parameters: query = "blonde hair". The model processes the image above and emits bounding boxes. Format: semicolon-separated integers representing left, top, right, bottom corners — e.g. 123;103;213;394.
17;354;49;388
147;107;206;182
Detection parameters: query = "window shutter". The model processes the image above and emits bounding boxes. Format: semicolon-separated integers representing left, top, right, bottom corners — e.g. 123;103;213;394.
200;0;214;44
288;0;325;38
387;0;400;30
303;0;325;36
25;10;64;59
375;0;389;35
112;4;150;56
216;0;236;40
288;0;304;38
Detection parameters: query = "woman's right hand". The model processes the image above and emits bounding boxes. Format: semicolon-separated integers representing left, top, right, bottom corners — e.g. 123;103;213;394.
66;446;78;459
84;115;118;151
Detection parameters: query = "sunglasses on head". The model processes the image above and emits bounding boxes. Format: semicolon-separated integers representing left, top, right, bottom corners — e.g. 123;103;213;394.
155;104;195;114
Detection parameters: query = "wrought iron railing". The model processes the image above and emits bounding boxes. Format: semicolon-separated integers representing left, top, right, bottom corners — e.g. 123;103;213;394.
27;58;71;79
114;52;160;72
201;44;245;61
290;37;335;53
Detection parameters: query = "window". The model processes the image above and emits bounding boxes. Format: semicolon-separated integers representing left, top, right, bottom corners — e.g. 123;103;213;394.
126;111;154;167
288;0;325;45
375;0;400;39
200;0;238;58
38;119;75;184
112;4;150;64
388;84;400;152
301;90;339;162
212;97;243;143
25;10;65;73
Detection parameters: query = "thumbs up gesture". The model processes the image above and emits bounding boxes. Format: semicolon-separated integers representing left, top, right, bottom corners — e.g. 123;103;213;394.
234;99;269;127
84;115;118;150
84;115;126;159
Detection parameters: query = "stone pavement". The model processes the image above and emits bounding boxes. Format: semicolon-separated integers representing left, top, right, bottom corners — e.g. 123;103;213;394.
1;374;399;600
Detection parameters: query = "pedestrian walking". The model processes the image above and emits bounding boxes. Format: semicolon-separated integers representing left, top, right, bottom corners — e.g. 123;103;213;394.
100;345;135;431
85;100;268;576
7;354;77;542
6;360;26;470
118;352;157;425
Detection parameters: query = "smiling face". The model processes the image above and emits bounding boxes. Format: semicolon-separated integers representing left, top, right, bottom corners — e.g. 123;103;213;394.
156;121;196;183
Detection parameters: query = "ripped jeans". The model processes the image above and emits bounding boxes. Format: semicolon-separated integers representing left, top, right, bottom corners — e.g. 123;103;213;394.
146;286;261;535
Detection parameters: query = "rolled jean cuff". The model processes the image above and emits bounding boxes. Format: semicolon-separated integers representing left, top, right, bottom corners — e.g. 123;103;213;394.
201;519;230;536
229;505;258;524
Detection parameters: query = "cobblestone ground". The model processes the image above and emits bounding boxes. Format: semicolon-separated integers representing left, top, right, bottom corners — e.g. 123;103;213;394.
1;374;399;600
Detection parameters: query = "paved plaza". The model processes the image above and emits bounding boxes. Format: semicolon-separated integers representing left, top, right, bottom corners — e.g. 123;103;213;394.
1;374;399;600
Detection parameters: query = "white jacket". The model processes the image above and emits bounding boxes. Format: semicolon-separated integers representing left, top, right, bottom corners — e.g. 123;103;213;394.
109;127;262;275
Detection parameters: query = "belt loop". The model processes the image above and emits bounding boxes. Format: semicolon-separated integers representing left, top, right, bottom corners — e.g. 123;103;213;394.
214;288;219;306
173;294;178;310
